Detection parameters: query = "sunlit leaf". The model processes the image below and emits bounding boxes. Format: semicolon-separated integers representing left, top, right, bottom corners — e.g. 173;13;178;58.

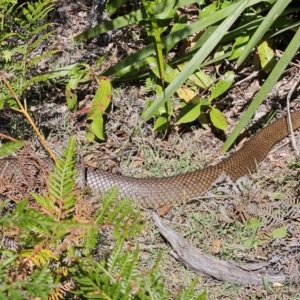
210;107;227;130
272;226;287;239
176;103;201;124
210;71;235;101
154;116;169;131
257;40;276;70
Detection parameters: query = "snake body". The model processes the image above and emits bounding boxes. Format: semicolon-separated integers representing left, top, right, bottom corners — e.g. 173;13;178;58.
2;111;300;208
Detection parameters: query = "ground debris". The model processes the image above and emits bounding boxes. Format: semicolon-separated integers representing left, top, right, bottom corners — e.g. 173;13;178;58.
154;213;286;287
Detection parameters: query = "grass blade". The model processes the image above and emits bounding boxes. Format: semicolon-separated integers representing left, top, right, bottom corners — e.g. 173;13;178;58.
237;0;290;67
73;0;197;40
144;0;248;121
223;26;300;152
103;0;267;78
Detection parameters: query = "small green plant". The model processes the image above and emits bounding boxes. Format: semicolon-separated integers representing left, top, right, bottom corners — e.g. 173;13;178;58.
73;0;300;144
0;0;57;109
0;139;206;299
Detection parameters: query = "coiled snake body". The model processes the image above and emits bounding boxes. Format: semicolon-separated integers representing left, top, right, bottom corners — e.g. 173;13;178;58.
3;111;300;208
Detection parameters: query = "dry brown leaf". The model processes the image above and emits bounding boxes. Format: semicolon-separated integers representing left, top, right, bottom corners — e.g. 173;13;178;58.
176;86;196;103
211;239;221;254
158;205;171;216
133;159;143;168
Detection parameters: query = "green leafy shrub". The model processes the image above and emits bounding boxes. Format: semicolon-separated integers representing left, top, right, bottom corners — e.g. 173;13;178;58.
0;0;57;109
0;139;206;299
73;0;300;146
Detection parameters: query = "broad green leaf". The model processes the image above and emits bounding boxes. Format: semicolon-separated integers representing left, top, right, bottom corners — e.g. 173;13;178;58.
209;107;227;130
210;71;235;101
272;226;287;239
167;15;188;53
85;130;95;143
229;35;250;60
199;0;232;18
176;103;201;124
91;115;105;140
246;218;261;229
65;82;78;111
257;40;276;70
194;97;210;106
191;70;213;89
87;77;112;140
144;0;248;121
87;77;111;119
154;117;169;131
177;63;213;89
65;63;92;111
165;65;179;83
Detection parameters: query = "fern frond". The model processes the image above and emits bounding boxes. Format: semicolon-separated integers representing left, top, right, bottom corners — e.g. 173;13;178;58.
31;193;57;214
29;21;52;36
0;266;55;299
0;200;55;237
139;253;170;300
176;281;207;300
23;69;60;89
48;137;77;200
29;27;55;50
0;32;16;43
20;249;58;268
94;187;119;223
49;280;75;300
106;239;124;273
119;246;140;295
21;0;55;26
0;0;18;13
82;227;99;256
29;49;59;67
0;141;23;158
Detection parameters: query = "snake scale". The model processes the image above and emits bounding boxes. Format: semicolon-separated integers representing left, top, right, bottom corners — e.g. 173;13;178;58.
2;111;300;208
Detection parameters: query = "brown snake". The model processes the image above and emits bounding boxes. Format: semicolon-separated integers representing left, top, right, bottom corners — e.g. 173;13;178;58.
2;111;300;208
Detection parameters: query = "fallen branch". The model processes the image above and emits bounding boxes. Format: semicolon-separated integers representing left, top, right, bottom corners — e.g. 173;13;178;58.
153;213;286;287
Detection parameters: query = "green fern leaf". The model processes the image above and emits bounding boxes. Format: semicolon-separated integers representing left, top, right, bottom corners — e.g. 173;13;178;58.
0;141;23;157
31;193;57;213
94;187;119;224
48;137;77;200
82;227;99;256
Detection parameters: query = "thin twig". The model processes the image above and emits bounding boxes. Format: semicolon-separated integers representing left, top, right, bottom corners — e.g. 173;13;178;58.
0;133;18;142
0;73;57;162
286;72;300;156
98;149;138;161
233;71;259;87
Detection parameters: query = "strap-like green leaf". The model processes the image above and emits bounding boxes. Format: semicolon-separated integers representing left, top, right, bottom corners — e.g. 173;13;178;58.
144;0;248;121
223;26;300;152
